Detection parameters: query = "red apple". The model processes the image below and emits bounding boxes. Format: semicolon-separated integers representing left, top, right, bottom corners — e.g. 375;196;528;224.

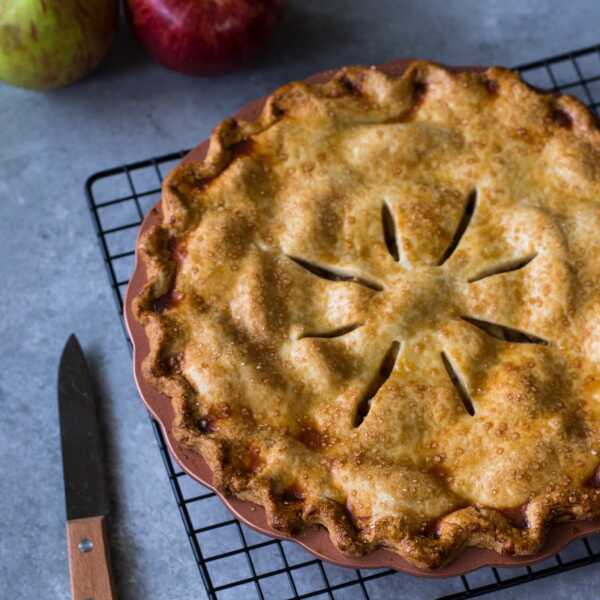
125;0;284;76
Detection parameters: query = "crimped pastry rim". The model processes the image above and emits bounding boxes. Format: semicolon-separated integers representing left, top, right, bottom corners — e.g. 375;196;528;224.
126;59;600;573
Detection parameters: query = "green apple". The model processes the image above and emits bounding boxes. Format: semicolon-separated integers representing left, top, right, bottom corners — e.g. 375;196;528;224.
0;0;118;90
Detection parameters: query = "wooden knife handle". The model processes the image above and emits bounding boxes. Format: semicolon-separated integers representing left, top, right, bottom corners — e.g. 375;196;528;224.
66;515;116;600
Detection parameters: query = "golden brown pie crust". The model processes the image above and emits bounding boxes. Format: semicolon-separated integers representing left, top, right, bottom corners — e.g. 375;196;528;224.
133;61;600;568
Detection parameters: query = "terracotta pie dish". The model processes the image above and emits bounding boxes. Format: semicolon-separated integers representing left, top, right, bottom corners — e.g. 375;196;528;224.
125;60;600;576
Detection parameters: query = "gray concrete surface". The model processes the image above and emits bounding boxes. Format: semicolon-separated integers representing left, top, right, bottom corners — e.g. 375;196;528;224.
1;1;599;598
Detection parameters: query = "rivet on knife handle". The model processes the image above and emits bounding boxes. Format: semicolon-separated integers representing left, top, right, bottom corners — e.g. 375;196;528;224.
67;515;115;600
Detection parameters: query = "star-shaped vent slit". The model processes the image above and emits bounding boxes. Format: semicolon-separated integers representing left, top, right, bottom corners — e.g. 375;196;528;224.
286;255;384;292
299;322;363;340
461;316;548;344
353;341;401;427
441;351;475;416
381;201;400;262
438;189;477;266
468;254;537;283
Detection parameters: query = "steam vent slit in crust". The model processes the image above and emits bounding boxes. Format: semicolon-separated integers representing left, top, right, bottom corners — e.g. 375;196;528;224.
134;61;600;568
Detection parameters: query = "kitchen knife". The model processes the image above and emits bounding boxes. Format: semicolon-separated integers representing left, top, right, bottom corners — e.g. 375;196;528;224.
58;334;116;600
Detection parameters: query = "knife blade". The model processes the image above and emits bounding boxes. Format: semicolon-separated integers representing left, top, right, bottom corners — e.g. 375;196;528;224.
58;334;115;600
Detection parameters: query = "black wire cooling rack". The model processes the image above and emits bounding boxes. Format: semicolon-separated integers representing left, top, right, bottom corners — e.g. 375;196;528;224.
86;44;600;600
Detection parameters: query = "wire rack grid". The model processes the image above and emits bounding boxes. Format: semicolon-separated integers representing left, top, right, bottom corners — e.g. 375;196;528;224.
86;44;600;600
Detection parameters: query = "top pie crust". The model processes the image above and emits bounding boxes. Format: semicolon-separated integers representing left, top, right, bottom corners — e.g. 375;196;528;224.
134;61;600;568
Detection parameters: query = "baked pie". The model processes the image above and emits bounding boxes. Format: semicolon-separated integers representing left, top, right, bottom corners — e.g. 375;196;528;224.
134;61;600;568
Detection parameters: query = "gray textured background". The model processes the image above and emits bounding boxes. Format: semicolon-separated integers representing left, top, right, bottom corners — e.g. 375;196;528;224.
1;1;600;598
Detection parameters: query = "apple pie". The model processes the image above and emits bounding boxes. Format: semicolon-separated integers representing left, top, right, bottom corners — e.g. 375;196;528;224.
133;61;600;568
